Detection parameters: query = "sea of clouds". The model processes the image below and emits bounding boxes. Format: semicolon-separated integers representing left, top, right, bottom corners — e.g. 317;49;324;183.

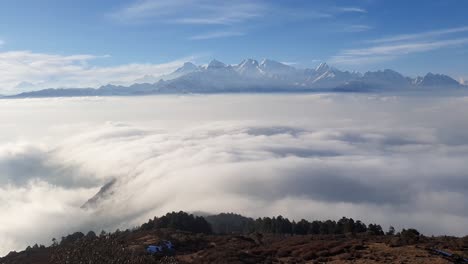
1;94;468;255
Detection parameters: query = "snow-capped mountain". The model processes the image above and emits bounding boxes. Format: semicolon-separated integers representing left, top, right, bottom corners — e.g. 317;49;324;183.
235;59;263;77
207;59;228;70
174;62;199;74
259;59;297;76
305;63;361;88
413;73;461;87
360;69;411;89
134;62;200;84
133;75;160;84
315;62;330;74
8;58;466;98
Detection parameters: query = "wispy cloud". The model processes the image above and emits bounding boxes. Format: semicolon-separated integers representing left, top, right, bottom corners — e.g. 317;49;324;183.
190;31;244;40
108;0;266;41
343;38;468;56
0;50;196;94
109;0;266;25
108;0;189;23
331;25;468;65
331;38;468;65
371;26;468;43
280;61;298;66
343;24;373;32
338;7;367;13
109;1;369;41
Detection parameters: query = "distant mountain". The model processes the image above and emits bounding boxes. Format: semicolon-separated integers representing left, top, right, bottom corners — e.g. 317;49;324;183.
413;72;461;87
81;179;116;209
7;58;465;98
259;59;296;76
360;69;411;89
134;62;200;84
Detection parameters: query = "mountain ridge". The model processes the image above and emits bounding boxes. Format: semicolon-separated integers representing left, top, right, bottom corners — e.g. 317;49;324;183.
7;58;466;98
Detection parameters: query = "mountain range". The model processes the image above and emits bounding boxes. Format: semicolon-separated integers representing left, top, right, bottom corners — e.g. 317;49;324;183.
7;59;467;98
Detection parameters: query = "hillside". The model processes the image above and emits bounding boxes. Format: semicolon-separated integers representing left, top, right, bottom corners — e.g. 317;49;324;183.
1;212;467;264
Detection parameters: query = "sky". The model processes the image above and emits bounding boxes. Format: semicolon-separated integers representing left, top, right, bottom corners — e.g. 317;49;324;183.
1;0;468;92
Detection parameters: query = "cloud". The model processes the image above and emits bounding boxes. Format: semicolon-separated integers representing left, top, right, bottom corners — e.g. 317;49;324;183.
1;94;468;255
107;0;268;42
109;0;266;25
0;51;194;94
330;25;468;65
343;24;373;32
330;38;468;65
370;25;468;44
460;77;467;85
108;1;364;40
338;7;367;13
280;61;298;66
345;38;468;56
189;31;245;40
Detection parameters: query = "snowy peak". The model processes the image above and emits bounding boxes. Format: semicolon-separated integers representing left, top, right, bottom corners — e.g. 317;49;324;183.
359;69;410;88
363;69;407;82
415;73;460;87
236;59;263;76
315;62;330;73
239;58;259;68
134;74;160;84
260;59;286;69
259;59;296;76
174;62;198;74
144;61;199;83
207;59;227;69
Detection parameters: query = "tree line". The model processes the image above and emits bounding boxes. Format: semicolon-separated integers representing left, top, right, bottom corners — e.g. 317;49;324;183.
205;213;386;235
36;211;420;252
139;211;400;236
140;211;212;234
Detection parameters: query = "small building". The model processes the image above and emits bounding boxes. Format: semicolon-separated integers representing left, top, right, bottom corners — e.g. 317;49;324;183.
146;241;174;255
146;245;163;254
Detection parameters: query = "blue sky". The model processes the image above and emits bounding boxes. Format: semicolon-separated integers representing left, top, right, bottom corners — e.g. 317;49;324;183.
0;0;468;92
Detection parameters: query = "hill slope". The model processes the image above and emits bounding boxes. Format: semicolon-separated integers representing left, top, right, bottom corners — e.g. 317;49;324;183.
1;212;467;264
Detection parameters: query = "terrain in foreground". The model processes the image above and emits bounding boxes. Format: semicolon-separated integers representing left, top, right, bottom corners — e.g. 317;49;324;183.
1;212;467;264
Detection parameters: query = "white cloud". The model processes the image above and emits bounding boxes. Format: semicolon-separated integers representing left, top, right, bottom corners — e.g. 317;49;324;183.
459;77;467;85
330;25;468;65
107;0;266;40
280;61;298;66
189;31;245;40
331;38;468;65
338;7;367;13
108;1;368;41
0;50;194;94
343;24;372;32
1;94;468;255
345;38;468;56
109;0;189;23
370;25;468;44
109;0;266;25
